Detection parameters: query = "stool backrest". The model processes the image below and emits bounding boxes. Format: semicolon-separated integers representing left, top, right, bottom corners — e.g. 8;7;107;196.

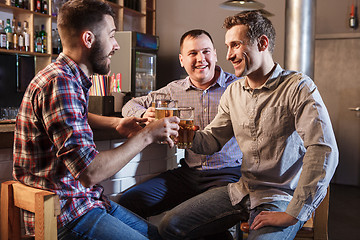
1;180;60;240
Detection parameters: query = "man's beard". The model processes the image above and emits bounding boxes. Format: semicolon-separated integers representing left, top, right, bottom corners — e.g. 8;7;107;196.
89;39;110;75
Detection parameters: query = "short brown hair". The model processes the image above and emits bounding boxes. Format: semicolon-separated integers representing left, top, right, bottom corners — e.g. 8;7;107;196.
180;29;214;53
58;0;115;47
223;11;276;53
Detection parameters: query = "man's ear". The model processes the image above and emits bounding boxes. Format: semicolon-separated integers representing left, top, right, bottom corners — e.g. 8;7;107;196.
82;30;95;49
258;35;269;51
179;53;184;67
214;48;218;63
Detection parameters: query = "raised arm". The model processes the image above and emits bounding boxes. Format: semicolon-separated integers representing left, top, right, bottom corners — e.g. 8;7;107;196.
88;112;146;138
79;116;180;188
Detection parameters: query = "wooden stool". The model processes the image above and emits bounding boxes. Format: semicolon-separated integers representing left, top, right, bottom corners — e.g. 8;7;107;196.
1;180;60;240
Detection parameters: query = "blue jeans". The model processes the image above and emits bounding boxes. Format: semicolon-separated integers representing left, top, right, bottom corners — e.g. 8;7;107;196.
57;200;162;240
158;186;304;240
118;164;241;218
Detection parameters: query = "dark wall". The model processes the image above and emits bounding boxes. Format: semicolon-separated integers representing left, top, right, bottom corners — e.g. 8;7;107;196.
156;55;186;89
0;53;34;108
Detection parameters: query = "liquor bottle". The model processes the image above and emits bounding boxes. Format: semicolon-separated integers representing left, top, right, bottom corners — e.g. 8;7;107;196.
52;29;58;54
42;0;48;14
56;28;62;53
34;26;42;52
5;19;13;50
23;0;29;9
18;22;24;51
0;20;7;49
35;0;41;12
350;1;359;29
12;19;19;50
23;21;30;52
40;24;47;53
18;0;23;8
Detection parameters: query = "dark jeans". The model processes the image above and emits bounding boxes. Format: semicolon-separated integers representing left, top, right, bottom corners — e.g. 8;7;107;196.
118;163;242;218
159;186;305;240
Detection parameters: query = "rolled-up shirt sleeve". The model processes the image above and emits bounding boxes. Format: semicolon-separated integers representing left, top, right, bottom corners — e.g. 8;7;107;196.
285;77;338;221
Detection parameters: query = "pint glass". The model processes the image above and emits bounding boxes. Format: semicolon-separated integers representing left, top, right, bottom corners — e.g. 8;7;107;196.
176;107;195;149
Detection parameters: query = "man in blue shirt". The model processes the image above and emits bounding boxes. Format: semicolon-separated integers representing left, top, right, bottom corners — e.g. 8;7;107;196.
120;29;243;239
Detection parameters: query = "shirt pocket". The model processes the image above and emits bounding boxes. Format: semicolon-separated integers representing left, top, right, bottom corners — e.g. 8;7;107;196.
260;106;294;138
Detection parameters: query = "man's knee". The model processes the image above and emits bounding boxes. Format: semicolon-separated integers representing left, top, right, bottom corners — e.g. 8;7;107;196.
158;213;187;240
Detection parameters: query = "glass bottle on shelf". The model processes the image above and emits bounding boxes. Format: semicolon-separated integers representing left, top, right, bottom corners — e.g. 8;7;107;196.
5;19;13;50
12;19;19;50
18;22;24;51
51;0;58;17
0;20;6;49
23;0;29;9
40;24;47;53
42;0;48;14
52;28;58;54
18;0;24;8
23;21;30;52
35;0;41;12
57;28;62;53
34;25;42;52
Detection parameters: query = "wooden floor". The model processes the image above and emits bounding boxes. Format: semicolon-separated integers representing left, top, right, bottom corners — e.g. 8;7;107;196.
328;183;360;240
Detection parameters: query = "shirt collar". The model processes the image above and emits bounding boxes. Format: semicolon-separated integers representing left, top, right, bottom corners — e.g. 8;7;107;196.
184;65;226;91
241;63;284;91
57;53;93;91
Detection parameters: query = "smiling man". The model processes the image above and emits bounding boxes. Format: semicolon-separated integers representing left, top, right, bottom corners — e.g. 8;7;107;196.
158;11;338;240
13;0;180;239
120;29;243;239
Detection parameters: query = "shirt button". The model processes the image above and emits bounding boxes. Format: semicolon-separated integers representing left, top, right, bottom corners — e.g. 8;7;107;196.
253;137;256;141
204;108;207;112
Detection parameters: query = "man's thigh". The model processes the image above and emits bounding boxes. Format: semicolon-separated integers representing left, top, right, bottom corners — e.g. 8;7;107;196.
247;201;304;240
58;202;155;240
118;167;199;217
159;186;249;239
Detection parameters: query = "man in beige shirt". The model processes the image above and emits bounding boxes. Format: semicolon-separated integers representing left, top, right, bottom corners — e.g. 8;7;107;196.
158;11;338;240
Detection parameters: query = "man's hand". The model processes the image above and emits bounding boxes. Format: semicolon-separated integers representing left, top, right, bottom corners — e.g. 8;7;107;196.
250;211;298;230
115;117;148;138
143;107;156;124
144;116;180;147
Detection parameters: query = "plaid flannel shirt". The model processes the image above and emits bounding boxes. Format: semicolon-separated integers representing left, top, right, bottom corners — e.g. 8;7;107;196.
13;53;109;234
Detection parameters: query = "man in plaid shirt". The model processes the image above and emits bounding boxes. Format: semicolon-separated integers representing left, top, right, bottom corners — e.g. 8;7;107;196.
13;0;179;239
120;29;243;239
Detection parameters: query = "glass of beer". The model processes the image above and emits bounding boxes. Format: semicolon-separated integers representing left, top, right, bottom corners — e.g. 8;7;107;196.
155;99;179;119
177;107;195;149
151;92;168;108
155;99;178;144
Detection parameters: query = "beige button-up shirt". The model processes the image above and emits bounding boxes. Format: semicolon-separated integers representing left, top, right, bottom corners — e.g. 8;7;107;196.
192;64;338;221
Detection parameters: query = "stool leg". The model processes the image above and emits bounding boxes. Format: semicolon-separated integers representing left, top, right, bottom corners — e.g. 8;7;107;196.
235;222;243;240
